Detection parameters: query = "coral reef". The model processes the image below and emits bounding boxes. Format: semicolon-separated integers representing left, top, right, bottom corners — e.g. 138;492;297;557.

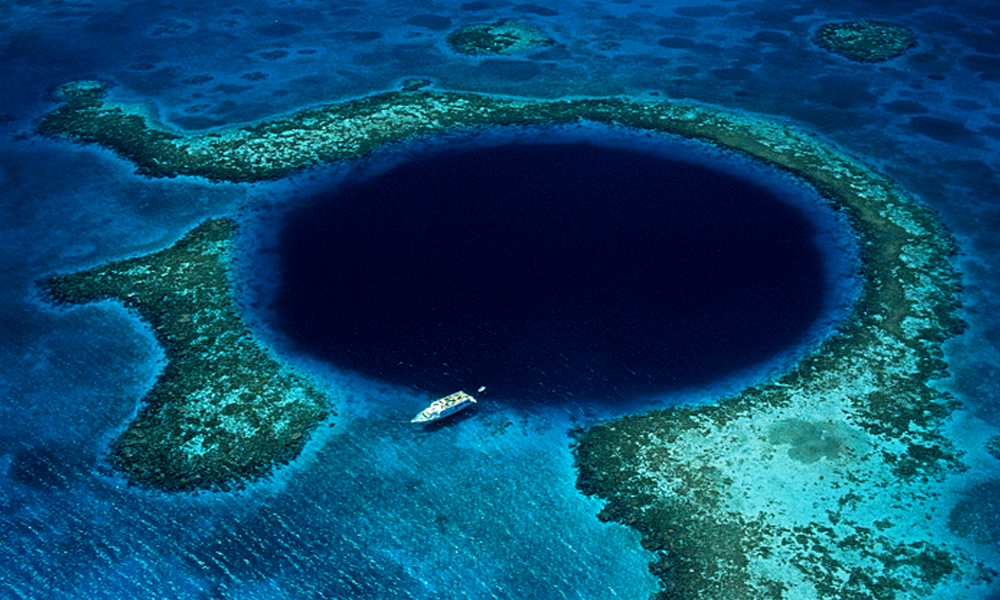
988;435;1000;461
446;20;555;55
38;81;982;596
42;219;329;491
573;112;977;597
814;20;916;62
399;77;433;92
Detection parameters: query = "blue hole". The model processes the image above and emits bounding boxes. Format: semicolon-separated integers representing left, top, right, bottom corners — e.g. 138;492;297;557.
272;134;833;406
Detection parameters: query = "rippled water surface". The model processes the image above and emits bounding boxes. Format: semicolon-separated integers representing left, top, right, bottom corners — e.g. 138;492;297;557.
2;0;998;598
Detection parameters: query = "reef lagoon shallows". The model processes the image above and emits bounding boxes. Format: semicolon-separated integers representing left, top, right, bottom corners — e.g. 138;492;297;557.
38;81;976;598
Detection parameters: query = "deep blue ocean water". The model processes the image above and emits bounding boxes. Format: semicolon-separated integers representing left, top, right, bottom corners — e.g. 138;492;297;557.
1;0;999;598
269;131;837;405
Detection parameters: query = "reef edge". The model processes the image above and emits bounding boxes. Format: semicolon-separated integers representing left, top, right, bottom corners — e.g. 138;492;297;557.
36;81;986;597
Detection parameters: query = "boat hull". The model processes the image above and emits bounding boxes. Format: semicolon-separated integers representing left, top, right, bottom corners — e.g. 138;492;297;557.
411;391;477;423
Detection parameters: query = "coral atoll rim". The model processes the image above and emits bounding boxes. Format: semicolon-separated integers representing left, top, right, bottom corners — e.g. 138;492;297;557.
42;219;330;492
37;82;974;597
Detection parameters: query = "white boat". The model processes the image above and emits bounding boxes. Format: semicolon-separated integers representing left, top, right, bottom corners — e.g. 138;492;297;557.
410;390;477;423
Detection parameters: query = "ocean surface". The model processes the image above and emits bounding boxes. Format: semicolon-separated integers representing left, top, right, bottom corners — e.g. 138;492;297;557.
261;128;852;406
1;0;998;599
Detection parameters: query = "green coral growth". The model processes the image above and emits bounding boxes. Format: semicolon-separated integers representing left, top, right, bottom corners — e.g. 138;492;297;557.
570;92;970;597
39;80;979;595
446;20;555;55
987;435;1000;461
42;219;330;491
814;20;916;62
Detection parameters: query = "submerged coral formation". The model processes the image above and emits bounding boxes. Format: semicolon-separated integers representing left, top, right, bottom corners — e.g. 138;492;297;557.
446;20;554;55
42;219;329;491
574;122;977;596
988;435;1000;461
38;81;982;596
814;20;916;62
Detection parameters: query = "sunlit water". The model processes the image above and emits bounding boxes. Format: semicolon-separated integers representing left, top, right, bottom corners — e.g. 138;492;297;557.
2;0;998;598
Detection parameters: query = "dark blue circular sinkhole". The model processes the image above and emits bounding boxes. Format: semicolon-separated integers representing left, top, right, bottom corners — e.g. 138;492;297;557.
273;136;832;404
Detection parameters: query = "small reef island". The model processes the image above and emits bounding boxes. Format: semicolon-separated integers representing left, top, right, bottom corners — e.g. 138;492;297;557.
814;20;917;63
445;20;555;55
39;80;988;597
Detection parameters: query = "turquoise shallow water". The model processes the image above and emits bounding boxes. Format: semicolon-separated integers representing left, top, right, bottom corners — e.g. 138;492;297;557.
1;0;998;598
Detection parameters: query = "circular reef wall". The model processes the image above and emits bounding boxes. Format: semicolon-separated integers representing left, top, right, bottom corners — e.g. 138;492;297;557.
37;81;977;600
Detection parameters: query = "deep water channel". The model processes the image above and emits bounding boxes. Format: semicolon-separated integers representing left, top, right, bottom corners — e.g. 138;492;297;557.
246;125;859;412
